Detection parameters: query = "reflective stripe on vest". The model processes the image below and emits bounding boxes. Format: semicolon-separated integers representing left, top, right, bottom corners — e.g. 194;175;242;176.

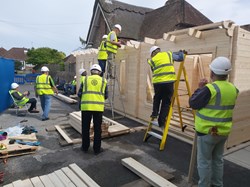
148;52;176;84
98;40;108;60
106;31;118;54
10;90;29;105
80;75;107;111
36;74;54;95
195;81;238;136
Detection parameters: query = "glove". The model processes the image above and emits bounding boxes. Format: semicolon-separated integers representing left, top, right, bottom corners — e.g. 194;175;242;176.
179;49;188;55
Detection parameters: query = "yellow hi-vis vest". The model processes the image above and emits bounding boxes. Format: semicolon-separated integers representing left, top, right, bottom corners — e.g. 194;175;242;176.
71;79;76;86
10;90;29;105
36;74;54;95
106;31;118;54
98;40;108;60
148;51;176;84
195;81;238;136
80;76;85;84
80;75;107;112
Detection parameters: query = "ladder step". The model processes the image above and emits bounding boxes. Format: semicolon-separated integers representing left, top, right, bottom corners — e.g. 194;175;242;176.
148;131;162;140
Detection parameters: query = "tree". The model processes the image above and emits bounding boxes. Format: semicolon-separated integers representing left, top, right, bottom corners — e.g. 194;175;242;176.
26;47;66;66
14;60;23;70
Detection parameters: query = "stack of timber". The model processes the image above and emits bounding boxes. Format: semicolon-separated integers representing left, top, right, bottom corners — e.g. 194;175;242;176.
74;20;250;148
0;133;38;159
3;163;100;187
69;111;130;138
53;93;77;104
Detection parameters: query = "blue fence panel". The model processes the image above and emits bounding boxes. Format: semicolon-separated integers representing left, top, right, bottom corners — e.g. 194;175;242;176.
25;73;40;83
0;58;14;113
14;75;25;84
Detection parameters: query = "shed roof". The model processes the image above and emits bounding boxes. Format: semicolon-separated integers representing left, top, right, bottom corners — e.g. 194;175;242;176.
0;47;7;57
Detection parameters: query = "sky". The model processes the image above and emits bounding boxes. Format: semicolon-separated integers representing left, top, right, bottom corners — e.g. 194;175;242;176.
0;0;249;56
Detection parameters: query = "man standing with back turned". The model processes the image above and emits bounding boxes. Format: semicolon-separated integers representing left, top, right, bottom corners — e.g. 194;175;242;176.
78;64;108;155
189;57;238;187
35;66;58;121
148;46;185;128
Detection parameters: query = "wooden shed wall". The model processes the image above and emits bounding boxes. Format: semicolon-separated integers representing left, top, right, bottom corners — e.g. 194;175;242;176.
75;22;250;148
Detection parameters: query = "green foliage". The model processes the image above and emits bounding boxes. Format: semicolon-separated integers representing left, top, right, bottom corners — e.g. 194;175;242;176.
26;47;66;66
14;60;23;70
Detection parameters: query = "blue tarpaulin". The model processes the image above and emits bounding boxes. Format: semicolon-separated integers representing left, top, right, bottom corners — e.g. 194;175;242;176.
0;58;14;113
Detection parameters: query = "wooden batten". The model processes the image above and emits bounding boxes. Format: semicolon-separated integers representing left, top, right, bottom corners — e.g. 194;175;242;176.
144;37;156;45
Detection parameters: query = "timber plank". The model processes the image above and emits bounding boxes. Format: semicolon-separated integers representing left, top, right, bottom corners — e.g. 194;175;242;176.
61;167;87;187
3;184;14;187
55;125;73;144
54;169;76;187
12;180;26;187
69;163;100;187
21;179;33;187
30;176;45;187
122;157;177;187
39;175;55;187
48;172;66;187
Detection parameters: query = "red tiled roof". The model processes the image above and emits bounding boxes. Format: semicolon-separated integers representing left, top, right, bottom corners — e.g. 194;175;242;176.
3;47;28;61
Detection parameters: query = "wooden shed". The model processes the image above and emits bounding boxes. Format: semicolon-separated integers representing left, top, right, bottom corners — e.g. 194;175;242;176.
74;20;250;149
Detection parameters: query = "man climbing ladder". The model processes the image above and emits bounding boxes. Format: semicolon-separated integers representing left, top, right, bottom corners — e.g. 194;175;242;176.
144;46;190;150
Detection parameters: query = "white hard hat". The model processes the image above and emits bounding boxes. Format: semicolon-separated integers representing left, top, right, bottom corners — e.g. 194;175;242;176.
74;76;77;79
209;57;232;75
102;35;108;39
90;64;102;72
150;46;160;55
41;66;49;72
114;24;122;32
11;83;19;89
79;68;86;75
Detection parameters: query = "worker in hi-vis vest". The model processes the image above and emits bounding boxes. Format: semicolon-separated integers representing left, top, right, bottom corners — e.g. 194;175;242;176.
148;46;186;128
35;66;58;121
79;68;87;84
189;57;238;187
98;35;108;77
106;24;122;78
78;64;108;155
10;82;39;113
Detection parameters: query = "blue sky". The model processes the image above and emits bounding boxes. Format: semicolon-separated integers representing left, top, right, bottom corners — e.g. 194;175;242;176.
0;0;249;56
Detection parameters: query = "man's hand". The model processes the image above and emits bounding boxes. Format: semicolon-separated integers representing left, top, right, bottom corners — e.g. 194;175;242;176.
198;78;208;88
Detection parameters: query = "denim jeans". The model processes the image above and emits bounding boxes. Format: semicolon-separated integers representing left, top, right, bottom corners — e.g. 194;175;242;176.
98;59;107;77
39;95;51;119
197;134;228;187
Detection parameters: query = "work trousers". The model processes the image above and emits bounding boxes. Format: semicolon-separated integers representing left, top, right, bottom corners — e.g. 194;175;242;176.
197;134;228;187
27;98;37;111
107;52;116;79
152;82;174;127
98;59;107;77
81;111;103;153
39;95;51;119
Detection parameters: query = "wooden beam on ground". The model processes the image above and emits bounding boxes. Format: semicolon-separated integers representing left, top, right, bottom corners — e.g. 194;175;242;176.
55;125;73;144
121;170;174;187
69;163;101;187
61;167;88;187
54;170;76;187
122;157;177;187
54;93;77;104
30;176;45;187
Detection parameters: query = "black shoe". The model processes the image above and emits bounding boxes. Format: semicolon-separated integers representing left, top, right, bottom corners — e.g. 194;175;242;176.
81;147;88;153
29;109;39;113
42;118;49;121
94;148;104;155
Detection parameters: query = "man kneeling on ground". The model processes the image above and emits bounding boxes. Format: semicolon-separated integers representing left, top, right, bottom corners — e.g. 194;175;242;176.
10;83;39;113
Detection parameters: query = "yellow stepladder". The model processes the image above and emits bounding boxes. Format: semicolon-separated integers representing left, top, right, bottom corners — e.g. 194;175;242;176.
143;55;194;150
